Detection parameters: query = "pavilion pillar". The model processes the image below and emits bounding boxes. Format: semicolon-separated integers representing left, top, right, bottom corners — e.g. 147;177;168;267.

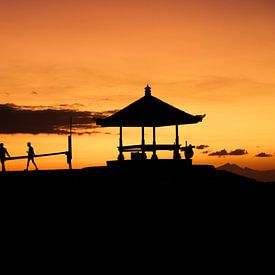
141;126;146;159
173;124;181;160
118;126;124;161
151;126;158;160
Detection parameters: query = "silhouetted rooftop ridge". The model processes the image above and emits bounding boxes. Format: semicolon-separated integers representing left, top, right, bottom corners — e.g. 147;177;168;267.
94;84;205;127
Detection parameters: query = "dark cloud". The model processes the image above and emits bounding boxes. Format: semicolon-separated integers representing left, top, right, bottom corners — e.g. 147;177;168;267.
228;149;248;155
93;110;119;117
19;103;85;111
208;149;228;156
202;150;210;154
0;103;115;135
255;152;273;157
196;145;209;150
208;148;248;157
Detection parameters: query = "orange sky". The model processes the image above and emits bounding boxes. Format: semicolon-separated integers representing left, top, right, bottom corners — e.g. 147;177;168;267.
1;0;275;171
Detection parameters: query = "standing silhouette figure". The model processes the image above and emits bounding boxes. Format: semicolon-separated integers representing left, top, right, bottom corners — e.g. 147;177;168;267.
0;143;10;172
25;142;38;171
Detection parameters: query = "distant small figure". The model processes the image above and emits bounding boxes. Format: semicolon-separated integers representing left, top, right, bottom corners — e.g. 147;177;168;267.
0;143;10;172
25;142;38;171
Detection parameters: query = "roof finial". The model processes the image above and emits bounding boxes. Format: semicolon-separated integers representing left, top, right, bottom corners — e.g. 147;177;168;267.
145;84;151;96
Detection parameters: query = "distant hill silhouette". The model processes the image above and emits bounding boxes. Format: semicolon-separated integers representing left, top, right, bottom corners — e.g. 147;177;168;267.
217;163;275;183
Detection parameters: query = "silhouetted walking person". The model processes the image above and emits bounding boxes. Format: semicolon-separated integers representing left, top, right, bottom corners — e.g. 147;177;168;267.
25;142;38;171
0;143;10;172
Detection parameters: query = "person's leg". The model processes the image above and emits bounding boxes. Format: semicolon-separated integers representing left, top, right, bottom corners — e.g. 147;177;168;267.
31;158;38;170
1;160;5;172
25;158;30;170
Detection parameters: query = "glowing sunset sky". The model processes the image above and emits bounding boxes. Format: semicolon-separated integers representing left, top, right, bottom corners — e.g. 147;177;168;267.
1;0;275;170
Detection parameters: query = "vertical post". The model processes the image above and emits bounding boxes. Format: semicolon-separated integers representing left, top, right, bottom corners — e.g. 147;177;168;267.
175;125;179;147
152;126;158;160
67;117;72;169
141;126;146;159
141;126;145;147
118;126;124;161
173;124;181;160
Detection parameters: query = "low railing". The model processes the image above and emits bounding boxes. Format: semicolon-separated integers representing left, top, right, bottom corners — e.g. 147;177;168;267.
118;144;181;152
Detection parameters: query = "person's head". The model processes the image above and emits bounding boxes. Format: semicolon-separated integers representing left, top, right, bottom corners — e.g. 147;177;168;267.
27;142;31;146
0;143;3;148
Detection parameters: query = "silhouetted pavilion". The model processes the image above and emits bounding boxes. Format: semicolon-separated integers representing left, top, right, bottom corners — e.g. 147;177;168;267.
95;85;205;162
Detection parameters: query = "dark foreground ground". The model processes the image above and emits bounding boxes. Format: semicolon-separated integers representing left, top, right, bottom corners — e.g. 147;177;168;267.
2;165;273;269
1;163;275;195
1;163;274;234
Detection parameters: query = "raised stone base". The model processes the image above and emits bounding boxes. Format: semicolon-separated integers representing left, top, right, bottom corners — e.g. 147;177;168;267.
107;158;193;168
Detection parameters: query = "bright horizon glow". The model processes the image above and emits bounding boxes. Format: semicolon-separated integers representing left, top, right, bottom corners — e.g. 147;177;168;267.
1;0;275;171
